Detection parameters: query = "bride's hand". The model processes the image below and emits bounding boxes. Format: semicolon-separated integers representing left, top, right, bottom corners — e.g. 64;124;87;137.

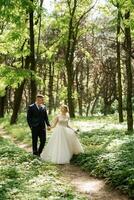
47;126;51;131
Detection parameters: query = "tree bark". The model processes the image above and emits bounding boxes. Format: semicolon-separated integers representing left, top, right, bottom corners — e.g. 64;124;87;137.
0;94;6;118
75;65;83;116
117;3;123;123
124;11;133;131
103;100;111;116
10;56;30;124
29;0;37;103
91;95;99;115
10;81;25;124
48;62;54;114
65;31;75;117
65;0;77;118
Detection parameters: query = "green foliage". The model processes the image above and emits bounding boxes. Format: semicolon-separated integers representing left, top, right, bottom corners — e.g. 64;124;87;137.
1;114;134;198
0;0;45;96
71;124;134;198
0;113;31;144
0;65;30;88
0;136;87;200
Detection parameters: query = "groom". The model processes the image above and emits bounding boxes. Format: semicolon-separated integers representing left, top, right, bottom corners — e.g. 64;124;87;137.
27;94;51;157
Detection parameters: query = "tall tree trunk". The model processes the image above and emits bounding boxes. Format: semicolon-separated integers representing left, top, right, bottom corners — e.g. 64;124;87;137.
86;103;90;117
67;74;75;117
54;72;60;111
76;68;83;116
10;80;25;124
10;56;30;124
0;94;6;118
125;11;133;131
65;0;93;117
117;3;123;123
66;39;75;118
48;62;54;114
66;40;75;117
91;95;99;115
36;0;43;60
103;100;111;116
29;0;37;103
65;1;77;118
7;87;13;113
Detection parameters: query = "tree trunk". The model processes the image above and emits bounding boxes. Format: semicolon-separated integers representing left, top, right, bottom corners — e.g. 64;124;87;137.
54;72;60;111
10;80;25;124
48;62;54;114
10;55;30;124
29;0;37;103
117;3;123;123
0;95;6;118
78;96;82;116
86;103;90;117
65;1;77;118
6;87;13;113
66;42;75;117
67;74;75;118
125;11;133;132
91;95;99;115
75;67;83;116
36;0;43;60
103;100;111;116
66;40;75;118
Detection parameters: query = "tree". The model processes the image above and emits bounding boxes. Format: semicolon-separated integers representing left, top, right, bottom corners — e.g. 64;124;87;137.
101;57;117;115
0;94;6;118
116;2;123;122
29;0;37;103
124;10;133;131
65;0;94;117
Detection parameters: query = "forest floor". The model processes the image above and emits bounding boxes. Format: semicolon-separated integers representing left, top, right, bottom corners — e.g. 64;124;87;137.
0;122;129;200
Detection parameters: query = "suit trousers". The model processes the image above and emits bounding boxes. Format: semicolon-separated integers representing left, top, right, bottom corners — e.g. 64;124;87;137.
31;126;46;156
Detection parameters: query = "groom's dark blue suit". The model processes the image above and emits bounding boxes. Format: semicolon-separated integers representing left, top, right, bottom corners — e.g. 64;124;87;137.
27;103;50;156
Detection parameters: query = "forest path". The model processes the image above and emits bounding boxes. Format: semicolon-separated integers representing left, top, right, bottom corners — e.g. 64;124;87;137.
0;127;128;200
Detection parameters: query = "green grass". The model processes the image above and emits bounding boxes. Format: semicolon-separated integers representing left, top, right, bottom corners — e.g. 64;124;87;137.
0;136;87;200
0;113;134;198
73;112;126;123
71;127;134;198
0;113;32;145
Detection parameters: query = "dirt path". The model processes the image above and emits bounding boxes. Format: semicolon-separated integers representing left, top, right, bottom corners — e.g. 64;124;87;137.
59;164;128;200
0;128;128;200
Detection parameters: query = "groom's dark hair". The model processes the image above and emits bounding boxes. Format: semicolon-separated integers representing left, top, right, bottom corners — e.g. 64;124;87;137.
36;94;44;98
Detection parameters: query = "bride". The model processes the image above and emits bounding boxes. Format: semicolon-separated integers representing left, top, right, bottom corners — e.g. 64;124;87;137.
41;105;84;164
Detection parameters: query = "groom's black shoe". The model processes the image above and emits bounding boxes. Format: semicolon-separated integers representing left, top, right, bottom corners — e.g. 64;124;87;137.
37;151;41;157
32;153;41;160
33;152;38;156
33;151;40;158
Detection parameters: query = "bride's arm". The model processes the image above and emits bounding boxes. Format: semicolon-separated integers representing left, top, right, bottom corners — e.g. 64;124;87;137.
51;116;58;128
67;116;75;131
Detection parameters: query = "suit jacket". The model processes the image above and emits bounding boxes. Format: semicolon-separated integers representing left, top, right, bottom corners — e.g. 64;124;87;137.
27;103;50;129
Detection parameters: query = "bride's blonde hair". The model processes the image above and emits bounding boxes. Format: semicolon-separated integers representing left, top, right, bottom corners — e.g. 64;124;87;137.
60;104;69;113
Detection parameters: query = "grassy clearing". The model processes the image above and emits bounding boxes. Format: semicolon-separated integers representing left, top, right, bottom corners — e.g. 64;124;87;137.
0;113;31;145
71;127;134;198
0;136;87;200
0;113;134;198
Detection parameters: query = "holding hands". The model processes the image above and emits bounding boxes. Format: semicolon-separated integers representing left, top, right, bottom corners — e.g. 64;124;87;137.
47;126;51;131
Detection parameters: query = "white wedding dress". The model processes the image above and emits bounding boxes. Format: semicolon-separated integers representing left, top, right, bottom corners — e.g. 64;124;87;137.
41;114;84;164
